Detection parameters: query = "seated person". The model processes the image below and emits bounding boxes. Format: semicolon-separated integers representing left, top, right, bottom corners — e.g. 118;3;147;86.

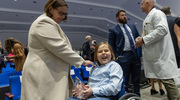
68;42;123;100
7;49;15;68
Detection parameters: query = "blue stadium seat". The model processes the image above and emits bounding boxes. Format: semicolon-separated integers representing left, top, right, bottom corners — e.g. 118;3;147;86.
2;62;15;73
80;65;92;81
5;75;22;100
0;72;13;87
70;65;87;83
14;71;22;76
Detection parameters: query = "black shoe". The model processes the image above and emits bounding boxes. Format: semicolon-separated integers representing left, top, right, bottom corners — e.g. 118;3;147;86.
160;89;165;95
151;89;158;95
125;87;133;93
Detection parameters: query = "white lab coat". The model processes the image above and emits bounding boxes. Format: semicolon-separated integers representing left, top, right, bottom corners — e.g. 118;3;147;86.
142;8;179;79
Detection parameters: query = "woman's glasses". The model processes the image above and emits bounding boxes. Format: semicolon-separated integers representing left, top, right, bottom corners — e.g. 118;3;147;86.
55;8;68;16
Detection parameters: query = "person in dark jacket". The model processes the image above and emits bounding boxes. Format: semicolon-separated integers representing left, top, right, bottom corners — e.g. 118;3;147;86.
82;35;91;60
90;40;97;62
161;6;180;68
108;10;141;96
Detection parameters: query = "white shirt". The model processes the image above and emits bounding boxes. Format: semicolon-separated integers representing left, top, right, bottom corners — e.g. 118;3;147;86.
118;23;135;51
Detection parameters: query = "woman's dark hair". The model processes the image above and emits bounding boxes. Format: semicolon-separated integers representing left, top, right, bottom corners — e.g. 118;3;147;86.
44;0;68;22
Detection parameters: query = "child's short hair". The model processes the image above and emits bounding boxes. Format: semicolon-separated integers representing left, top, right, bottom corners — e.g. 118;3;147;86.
94;42;115;62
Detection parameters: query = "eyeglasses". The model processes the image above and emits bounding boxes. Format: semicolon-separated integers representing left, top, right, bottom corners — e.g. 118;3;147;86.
55;8;68;16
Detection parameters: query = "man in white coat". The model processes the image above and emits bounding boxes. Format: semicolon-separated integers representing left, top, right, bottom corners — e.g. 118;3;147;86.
135;0;180;99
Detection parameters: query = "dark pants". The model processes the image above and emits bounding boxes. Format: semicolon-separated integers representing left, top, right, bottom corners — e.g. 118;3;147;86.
116;51;141;96
161;79;180;100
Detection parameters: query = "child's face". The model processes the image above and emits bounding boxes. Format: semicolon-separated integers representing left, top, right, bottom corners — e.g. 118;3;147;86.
97;44;111;65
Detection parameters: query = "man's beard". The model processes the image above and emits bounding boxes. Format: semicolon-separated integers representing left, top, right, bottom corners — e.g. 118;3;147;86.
119;18;127;24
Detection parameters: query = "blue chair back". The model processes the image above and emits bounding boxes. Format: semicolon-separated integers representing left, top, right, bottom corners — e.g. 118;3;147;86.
9;75;21;100
14;71;22;76
0;72;13;87
10;62;15;68
81;65;89;78
70;65;87;83
74;68;87;83
2;62;15;73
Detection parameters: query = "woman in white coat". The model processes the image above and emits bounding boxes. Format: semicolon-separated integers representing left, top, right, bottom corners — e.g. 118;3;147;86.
20;0;94;100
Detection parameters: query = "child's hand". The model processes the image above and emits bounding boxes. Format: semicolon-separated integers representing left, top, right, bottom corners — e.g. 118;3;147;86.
82;85;93;99
72;88;79;97
83;85;89;90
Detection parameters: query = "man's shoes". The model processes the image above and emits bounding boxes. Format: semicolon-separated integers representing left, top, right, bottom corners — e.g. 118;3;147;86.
150;89;158;95
160;89;165;95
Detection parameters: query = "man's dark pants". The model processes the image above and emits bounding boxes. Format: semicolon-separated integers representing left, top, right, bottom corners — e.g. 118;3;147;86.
116;51;141;96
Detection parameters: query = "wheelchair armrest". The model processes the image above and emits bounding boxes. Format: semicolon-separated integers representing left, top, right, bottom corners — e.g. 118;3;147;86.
4;92;14;98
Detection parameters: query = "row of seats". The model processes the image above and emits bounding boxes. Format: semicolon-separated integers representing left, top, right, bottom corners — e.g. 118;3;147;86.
0;61;22;100
2;65;89;100
70;65;92;83
0;71;22;87
0;71;22;100
5;75;22;100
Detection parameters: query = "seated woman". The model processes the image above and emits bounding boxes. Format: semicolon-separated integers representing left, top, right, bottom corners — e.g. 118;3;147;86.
4;37;26;71
69;42;123;100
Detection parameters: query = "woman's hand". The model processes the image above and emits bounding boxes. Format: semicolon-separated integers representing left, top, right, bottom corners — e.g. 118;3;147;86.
82;60;95;67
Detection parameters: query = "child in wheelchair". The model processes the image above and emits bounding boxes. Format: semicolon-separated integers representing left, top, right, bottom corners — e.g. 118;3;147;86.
68;42;124;100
